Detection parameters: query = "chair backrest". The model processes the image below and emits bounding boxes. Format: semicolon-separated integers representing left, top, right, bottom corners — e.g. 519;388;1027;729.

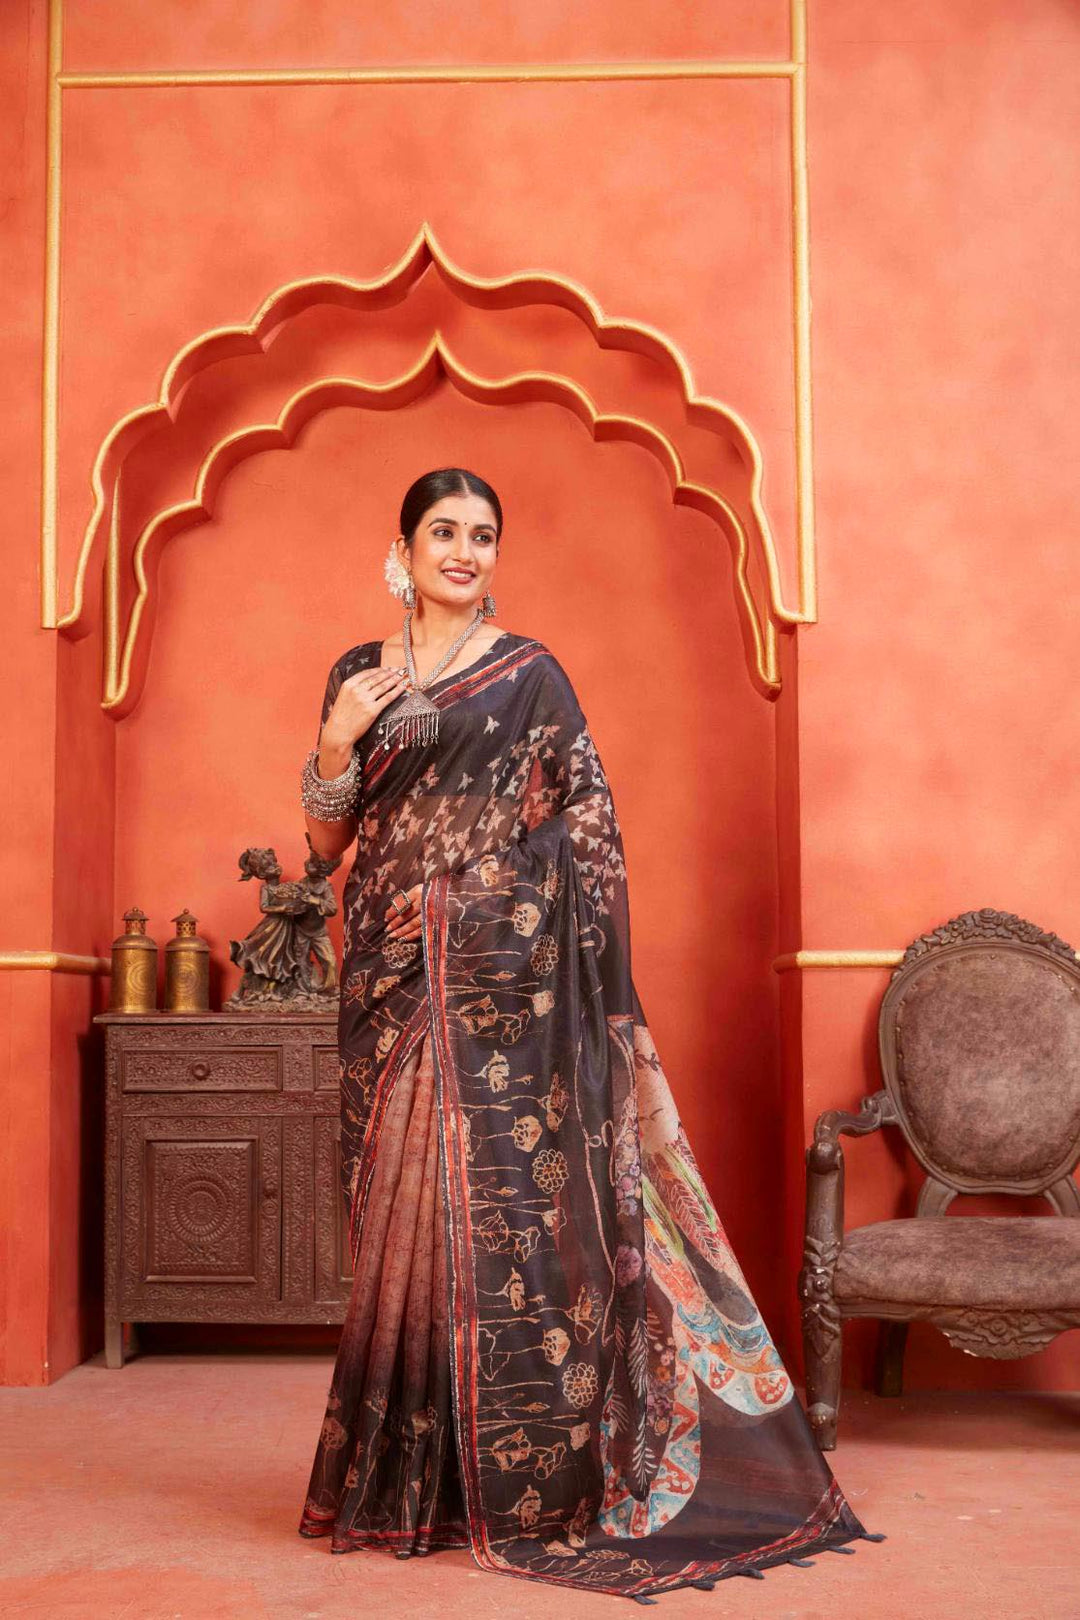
879;908;1080;1197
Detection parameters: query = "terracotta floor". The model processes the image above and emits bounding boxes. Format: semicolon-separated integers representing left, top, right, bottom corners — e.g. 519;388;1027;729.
1;1355;1078;1619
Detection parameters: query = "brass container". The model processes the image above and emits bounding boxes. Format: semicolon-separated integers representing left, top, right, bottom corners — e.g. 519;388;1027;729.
109;907;158;1014
164;908;210;1014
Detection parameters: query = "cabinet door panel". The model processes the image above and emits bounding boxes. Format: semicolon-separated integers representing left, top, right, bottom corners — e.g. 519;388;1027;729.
121;1115;282;1314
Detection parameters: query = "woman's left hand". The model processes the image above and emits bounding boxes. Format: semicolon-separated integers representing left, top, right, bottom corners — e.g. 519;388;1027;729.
384;881;422;941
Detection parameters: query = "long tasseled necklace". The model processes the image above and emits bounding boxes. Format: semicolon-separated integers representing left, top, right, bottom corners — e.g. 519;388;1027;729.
377;605;486;749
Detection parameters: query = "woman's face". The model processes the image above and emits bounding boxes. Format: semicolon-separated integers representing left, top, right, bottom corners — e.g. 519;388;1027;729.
399;491;499;613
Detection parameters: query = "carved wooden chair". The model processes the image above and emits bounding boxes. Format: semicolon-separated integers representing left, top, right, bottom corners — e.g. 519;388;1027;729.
800;908;1080;1450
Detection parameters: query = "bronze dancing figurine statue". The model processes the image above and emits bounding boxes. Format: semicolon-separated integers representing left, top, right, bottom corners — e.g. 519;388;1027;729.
225;842;342;1010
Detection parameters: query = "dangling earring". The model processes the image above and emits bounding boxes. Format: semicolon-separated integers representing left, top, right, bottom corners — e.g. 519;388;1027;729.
482;590;496;618
384;538;410;599
404;575;416;610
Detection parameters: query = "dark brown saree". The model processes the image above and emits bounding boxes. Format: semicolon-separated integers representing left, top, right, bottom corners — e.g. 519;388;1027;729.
299;632;879;1600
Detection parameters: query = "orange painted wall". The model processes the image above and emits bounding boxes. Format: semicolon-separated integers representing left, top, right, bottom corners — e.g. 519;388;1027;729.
3;0;788;1384
0;2;73;1387
2;0;1078;1394
794;0;1080;1388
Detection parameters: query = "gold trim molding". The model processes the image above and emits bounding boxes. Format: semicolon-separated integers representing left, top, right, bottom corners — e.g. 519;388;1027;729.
103;344;776;711
40;0;63;626
0;952;111;974
40;0;817;636
59;62;799;89
61;224;791;710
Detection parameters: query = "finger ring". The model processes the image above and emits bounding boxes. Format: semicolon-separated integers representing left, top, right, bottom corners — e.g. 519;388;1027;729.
390;888;411;914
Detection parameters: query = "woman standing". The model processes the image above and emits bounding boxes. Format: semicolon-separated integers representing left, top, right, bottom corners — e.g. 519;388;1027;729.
297;468;878;1600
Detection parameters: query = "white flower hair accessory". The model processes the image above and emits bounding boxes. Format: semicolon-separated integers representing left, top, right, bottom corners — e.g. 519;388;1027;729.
384;538;411;599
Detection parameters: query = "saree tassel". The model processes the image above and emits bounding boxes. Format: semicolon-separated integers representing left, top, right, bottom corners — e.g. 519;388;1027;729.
378;687;441;749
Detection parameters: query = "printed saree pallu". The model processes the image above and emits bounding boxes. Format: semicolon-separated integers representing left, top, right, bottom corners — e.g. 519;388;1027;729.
299;631;878;1600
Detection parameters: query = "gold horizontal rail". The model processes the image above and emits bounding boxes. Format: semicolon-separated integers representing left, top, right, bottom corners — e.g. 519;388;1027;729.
0;951;111;974
773;951;904;972
58;61;798;89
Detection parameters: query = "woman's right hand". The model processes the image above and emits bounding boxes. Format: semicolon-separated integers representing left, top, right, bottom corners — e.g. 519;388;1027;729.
318;665;408;775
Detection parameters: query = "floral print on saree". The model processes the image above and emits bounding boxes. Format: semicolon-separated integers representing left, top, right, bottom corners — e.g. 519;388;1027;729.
300;632;877;1598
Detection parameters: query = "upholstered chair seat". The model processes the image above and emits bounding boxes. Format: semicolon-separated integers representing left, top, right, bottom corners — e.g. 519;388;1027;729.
800;909;1080;1450
833;1217;1080;1311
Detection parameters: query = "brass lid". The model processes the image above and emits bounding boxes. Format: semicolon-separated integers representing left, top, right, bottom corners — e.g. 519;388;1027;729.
167;908;208;952
112;906;155;950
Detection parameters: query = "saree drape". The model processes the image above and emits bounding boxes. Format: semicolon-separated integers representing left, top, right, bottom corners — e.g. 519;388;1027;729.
299;631;876;1600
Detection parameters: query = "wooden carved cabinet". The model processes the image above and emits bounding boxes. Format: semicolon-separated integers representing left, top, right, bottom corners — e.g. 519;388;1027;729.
94;1011;353;1367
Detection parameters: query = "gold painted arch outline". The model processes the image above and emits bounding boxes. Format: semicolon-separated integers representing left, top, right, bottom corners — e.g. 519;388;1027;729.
64;224;798;711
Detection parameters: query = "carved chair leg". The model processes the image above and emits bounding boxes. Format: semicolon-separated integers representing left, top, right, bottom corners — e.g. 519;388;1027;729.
874;1320;908;1398
802;1313;842;1451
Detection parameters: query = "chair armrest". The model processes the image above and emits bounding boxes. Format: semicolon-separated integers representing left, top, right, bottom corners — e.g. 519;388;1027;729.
809;1088;898;1176
800;1090;899;1343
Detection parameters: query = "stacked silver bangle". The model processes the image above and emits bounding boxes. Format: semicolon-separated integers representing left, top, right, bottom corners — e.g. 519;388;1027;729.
301;745;361;820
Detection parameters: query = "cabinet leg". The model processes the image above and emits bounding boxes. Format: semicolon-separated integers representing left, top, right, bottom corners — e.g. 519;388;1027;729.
105;1318;124;1369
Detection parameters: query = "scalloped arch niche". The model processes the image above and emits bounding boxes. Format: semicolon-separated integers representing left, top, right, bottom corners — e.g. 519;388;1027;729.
61;227;796;715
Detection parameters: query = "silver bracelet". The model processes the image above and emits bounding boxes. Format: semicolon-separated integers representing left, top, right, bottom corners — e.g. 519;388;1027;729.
301;745;360;821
